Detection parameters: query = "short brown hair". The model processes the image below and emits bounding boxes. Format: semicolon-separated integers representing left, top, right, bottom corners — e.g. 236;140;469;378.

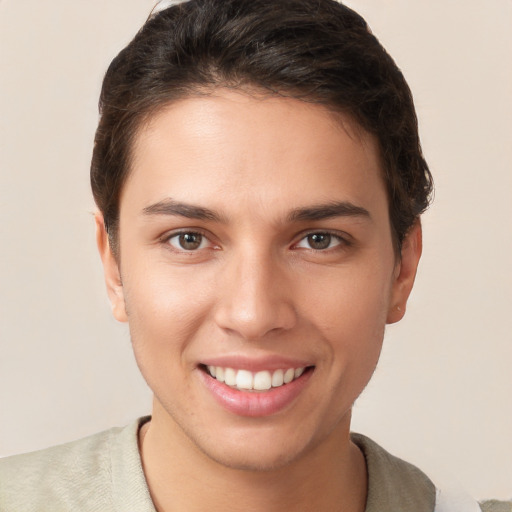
91;0;433;255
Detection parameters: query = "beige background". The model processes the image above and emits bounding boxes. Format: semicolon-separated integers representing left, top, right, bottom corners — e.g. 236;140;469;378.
0;0;510;501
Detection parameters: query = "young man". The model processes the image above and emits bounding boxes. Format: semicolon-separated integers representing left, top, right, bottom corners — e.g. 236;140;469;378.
0;1;509;511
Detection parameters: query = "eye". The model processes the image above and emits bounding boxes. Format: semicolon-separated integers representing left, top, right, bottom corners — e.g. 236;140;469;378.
295;232;343;250
167;232;210;251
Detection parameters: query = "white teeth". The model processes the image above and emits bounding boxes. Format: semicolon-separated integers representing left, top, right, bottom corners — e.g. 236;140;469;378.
253;371;272;390
224;367;237;386
236;370;253;389
207;365;306;390
284;368;295;384
271;369;284;387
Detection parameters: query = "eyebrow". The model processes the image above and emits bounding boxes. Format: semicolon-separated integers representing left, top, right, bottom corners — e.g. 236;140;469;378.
142;198;370;224
142;198;225;222
287;201;371;222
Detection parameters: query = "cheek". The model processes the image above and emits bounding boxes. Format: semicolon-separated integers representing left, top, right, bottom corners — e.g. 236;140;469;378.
300;262;392;379
121;262;215;368
302;261;393;333
319;293;387;383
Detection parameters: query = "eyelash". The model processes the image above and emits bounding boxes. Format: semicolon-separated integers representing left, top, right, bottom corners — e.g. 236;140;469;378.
162;230;216;252
293;230;350;252
161;229;350;253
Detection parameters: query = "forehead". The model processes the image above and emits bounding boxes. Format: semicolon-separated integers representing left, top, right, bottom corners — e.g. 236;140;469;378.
123;90;386;220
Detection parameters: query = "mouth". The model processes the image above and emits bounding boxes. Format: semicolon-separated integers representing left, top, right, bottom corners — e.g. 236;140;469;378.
201;364;312;392
197;358;315;416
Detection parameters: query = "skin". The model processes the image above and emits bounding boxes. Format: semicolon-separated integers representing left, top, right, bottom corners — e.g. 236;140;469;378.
96;89;422;512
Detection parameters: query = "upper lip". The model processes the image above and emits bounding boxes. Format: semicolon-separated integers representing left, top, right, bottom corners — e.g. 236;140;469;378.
199;355;313;372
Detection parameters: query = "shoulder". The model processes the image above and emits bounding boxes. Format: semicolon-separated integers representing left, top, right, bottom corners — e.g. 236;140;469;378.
0;426;118;511
480;500;512;512
0;418;150;512
351;432;436;512
351;433;511;512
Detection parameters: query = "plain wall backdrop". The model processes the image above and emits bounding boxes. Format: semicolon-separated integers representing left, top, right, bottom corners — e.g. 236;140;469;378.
0;0;510;501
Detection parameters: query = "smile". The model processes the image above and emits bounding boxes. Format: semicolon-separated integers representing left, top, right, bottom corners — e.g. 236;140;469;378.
206;366;306;391
199;363;314;417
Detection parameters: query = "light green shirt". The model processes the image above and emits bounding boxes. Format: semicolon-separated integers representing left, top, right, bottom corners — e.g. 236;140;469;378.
0;417;509;511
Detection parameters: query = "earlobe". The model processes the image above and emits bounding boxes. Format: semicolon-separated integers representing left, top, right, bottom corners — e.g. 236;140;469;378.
94;212;128;323
386;220;423;324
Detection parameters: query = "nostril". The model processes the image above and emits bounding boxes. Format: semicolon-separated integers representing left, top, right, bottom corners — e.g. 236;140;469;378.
214;300;297;341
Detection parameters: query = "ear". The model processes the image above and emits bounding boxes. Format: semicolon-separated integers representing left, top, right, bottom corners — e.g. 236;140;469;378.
95;212;128;323
386;220;423;324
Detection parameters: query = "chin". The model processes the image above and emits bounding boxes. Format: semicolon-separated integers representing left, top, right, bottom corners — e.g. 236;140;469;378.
189;417;336;473
196;437;309;473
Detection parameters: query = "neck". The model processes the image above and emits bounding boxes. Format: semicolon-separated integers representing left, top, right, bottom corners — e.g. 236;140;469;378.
139;401;367;512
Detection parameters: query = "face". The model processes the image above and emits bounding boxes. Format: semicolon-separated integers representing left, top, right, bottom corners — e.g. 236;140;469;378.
97;90;421;471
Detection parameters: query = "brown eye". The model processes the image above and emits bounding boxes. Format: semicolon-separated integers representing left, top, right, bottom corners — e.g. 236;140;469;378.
307;233;332;250
295;232;342;251
168;232;206;251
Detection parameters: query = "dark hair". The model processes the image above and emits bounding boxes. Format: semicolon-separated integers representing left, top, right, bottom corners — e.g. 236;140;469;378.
91;0;433;255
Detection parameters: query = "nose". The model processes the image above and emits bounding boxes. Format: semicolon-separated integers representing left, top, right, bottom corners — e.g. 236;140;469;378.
213;250;297;341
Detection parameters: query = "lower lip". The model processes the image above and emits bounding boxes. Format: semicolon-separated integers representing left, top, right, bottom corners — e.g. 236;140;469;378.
198;368;313;417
